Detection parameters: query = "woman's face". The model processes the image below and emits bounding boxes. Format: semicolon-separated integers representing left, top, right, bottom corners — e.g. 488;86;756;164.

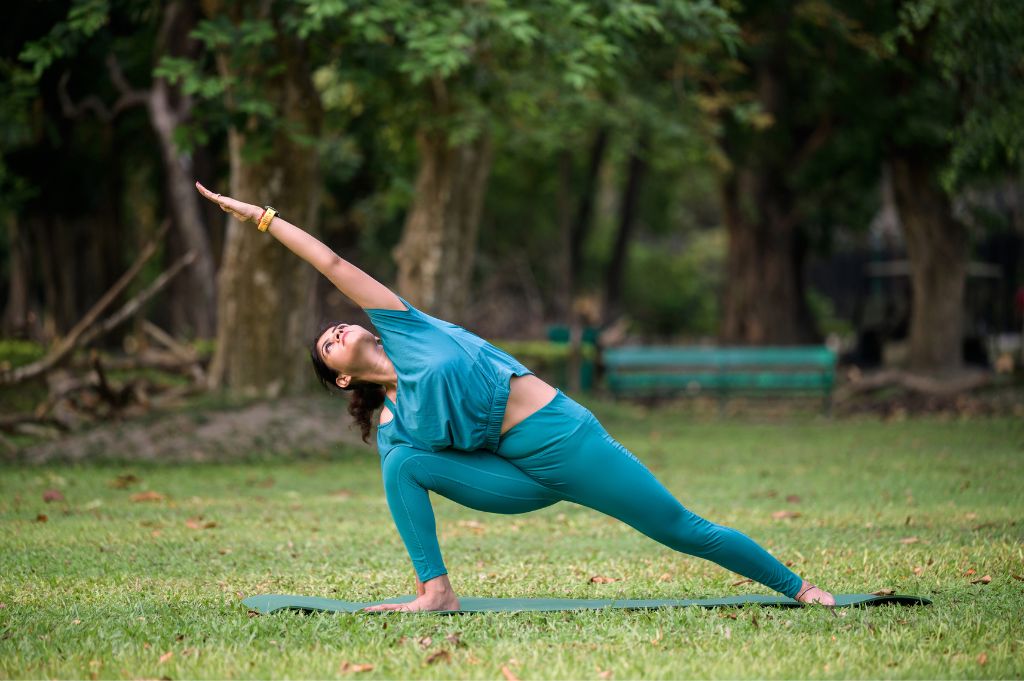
315;322;380;387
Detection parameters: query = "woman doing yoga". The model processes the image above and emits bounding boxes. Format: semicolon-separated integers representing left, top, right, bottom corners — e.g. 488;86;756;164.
196;181;836;612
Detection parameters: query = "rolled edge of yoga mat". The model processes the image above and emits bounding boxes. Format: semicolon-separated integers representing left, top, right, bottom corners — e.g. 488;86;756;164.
242;593;932;615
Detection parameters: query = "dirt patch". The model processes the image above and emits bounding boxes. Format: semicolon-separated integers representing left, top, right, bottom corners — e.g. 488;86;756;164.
14;396;370;464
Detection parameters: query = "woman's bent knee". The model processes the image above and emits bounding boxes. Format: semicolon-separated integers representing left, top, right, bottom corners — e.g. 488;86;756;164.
382;447;434;491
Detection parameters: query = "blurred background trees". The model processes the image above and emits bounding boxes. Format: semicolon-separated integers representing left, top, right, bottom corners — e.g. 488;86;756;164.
1;0;1022;399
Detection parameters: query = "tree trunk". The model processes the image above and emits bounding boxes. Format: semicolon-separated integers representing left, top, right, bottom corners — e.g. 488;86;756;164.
569;127;610;302
719;29;818;346
208;44;322;396
2;215;31;337
890;156;966;371
720;167;819;345
556;149;574;320
603;131;648;323
36;216;79;337
148;0;217;338
393;129;493;323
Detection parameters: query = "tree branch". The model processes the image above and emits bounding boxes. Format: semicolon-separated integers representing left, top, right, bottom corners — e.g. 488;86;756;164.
0;222;170;386
78;251;197;348
105;54;149;115
56;54;147;123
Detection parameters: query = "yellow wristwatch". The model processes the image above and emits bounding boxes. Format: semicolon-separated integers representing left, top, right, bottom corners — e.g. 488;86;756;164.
257;206;279;232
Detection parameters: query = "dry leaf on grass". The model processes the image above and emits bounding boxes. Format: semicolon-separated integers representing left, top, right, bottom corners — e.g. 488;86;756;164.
36;514;48;523
457;520;486;533
501;666;520;681
657;573;672;582
785;494;801;503
416;636;433;649
898;536;919;544
130;491;165;503
158;651;173;664
339;661;374;674
425;650;451;665
445;633;461;647
913;566;924;576
964;568;976;576
185;517;217;530
590;575;616;584
1011;574;1024;581
731;578;754;587
42;489;64;503
771;510;801;520
977;653;988;666
871;588;895;596
599;670;613;679
109;474;140;489
970;575;992;585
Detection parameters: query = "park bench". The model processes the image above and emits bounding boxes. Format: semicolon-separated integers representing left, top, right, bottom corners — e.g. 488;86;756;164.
602;346;838;413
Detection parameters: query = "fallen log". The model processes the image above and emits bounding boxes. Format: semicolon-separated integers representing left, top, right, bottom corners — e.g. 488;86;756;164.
835;368;992;402
69;350;204;373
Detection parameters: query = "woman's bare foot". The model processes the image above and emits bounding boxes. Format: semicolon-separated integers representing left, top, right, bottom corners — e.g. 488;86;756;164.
362;574;460;612
794;580;835;606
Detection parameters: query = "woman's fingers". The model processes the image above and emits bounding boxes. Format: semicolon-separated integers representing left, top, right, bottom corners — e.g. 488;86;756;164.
194;181;256;223
361;603;407;612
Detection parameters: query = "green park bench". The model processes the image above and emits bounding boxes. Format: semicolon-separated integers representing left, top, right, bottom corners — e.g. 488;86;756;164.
602;346;838;413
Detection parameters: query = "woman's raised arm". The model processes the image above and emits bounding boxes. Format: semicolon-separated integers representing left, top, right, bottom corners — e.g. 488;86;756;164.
196;182;404;311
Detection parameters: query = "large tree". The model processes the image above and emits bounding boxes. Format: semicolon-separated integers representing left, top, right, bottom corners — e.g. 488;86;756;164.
16;0;220;339
307;0;736;323
177;2;324;395
708;1;881;346
883;0;1024;371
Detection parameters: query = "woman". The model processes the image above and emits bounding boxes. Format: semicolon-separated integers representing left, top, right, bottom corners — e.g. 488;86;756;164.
196;181;836;612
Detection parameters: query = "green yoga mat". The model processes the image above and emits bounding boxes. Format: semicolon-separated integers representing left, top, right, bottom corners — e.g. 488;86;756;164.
243;593;931;615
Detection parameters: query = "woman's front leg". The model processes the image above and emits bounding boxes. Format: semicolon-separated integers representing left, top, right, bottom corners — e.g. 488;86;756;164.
371;446;560;612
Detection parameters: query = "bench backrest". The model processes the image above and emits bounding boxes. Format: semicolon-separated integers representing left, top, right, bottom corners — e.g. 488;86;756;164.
603;346;836;369
603;346;837;394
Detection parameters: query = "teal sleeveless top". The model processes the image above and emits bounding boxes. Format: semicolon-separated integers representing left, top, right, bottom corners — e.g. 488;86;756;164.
365;299;532;458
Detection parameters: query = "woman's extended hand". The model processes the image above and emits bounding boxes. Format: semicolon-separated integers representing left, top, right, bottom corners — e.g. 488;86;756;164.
195;181;262;223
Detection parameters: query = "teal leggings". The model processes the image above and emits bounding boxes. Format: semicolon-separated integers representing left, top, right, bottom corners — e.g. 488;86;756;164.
381;391;803;598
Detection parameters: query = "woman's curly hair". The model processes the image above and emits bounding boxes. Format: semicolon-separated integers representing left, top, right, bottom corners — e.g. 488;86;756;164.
310;321;385;443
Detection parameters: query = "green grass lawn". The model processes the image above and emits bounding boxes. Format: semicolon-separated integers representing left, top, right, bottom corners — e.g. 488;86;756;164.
1;400;1022;679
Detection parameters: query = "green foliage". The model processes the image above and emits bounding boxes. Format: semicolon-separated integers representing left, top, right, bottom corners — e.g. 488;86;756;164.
805;288;854;338
879;0;1024;189
0;339;45;370
623;229;725;338
492;339;595;362
17;0;110;80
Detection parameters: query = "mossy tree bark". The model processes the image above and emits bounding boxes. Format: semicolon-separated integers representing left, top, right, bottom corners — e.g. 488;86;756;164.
890;156;967;371
207;40;322;396
718;48;819;346
393;128;493;323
